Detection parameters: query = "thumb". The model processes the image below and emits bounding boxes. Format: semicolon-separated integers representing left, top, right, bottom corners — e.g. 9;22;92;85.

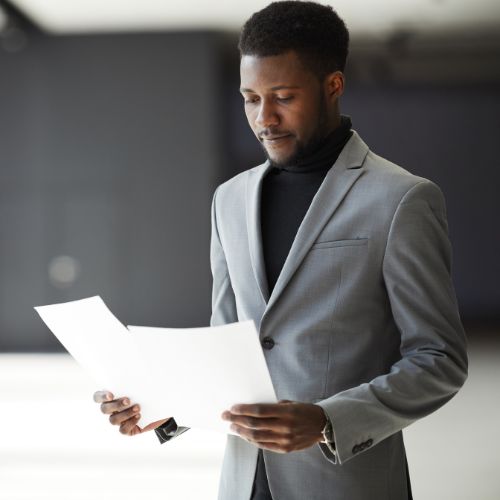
141;418;169;433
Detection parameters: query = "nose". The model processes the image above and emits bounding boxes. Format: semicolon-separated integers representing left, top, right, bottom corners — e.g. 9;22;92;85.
255;99;279;129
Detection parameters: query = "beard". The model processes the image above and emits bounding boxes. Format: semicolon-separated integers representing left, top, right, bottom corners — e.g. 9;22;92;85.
263;91;330;168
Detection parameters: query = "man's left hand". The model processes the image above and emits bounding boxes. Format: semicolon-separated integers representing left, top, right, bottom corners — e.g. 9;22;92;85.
221;400;326;453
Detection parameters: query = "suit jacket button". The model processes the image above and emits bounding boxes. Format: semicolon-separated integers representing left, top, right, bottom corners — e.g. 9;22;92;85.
262;337;275;350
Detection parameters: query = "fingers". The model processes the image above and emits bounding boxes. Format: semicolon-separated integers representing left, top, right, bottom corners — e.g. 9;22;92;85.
119;414;142;436
230;424;299;453
100;397;133;415
230;423;307;454
228;403;293;418
141;418;170;433
256;441;296;454
231;425;287;444
108;405;141;426
222;413;281;431
93;390;114;403
94;390;145;437
121;416;170;435
224;402;324;454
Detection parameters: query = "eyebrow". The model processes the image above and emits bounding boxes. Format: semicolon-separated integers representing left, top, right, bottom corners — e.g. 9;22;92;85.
239;85;301;93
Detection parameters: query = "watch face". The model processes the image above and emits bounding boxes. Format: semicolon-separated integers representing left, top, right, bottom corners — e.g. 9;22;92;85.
325;421;334;442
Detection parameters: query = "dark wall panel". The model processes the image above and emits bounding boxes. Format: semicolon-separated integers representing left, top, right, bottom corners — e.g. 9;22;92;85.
0;31;226;351
1;29;499;351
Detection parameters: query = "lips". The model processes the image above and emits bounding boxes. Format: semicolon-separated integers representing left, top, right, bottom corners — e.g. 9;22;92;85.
261;134;291;143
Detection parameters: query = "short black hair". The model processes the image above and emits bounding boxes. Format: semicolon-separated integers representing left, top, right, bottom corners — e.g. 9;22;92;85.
238;1;349;81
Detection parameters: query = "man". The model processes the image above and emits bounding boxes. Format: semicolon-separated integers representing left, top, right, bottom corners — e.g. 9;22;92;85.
94;2;468;499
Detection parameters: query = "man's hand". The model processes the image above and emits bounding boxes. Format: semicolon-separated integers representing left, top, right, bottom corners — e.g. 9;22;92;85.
93;390;168;436
221;400;326;453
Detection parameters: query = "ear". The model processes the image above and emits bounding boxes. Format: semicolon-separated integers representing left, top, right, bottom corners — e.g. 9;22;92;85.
324;71;345;101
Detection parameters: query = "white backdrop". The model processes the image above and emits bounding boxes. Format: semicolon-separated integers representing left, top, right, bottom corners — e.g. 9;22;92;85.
1;337;499;499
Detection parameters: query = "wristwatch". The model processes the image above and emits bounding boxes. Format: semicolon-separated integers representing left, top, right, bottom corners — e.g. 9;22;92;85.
320;410;336;456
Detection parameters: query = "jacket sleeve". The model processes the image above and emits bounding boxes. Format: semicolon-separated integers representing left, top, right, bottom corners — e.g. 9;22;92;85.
316;180;468;465
155;186;238;445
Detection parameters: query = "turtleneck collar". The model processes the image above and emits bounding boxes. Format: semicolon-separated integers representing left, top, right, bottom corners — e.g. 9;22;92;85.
271;115;352;174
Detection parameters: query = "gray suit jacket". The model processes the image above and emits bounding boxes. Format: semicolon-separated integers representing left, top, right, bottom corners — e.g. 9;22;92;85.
205;130;468;499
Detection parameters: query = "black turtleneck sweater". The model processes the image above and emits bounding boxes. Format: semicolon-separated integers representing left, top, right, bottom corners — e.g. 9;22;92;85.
251;116;353;500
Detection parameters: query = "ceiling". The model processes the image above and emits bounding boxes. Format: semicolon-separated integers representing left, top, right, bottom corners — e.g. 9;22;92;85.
5;0;500;36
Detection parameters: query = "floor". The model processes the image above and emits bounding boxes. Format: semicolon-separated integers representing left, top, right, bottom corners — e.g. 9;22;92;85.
0;336;499;500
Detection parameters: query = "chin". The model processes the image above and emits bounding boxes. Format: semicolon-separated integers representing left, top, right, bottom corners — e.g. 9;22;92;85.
265;148;297;168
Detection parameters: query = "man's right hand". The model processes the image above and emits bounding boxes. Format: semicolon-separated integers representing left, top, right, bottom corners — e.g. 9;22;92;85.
93;390;168;436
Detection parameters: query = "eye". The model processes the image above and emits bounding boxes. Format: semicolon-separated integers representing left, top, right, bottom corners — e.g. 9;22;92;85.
277;96;293;103
243;96;259;104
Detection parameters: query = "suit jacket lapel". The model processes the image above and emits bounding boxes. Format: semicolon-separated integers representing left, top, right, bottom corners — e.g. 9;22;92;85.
246;159;273;305
245;130;370;315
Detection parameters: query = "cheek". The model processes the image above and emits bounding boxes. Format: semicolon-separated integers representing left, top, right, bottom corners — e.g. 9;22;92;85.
244;107;254;123
245;110;259;134
296;113;319;141
283;106;307;131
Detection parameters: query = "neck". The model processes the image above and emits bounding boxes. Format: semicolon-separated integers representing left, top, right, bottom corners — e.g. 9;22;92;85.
327;113;342;136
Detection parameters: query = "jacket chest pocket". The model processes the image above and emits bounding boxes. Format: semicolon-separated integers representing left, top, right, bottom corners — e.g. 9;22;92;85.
310;237;369;250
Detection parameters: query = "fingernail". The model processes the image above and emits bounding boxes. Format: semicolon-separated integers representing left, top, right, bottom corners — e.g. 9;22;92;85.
133;405;140;412
122;399;129;406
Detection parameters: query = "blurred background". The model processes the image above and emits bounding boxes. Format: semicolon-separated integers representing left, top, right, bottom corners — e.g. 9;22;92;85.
0;0;499;499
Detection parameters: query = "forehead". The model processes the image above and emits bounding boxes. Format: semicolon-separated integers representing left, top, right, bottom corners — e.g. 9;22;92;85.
240;51;316;91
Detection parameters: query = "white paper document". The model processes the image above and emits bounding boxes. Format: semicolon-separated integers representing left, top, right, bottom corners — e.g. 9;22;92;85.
35;296;277;433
